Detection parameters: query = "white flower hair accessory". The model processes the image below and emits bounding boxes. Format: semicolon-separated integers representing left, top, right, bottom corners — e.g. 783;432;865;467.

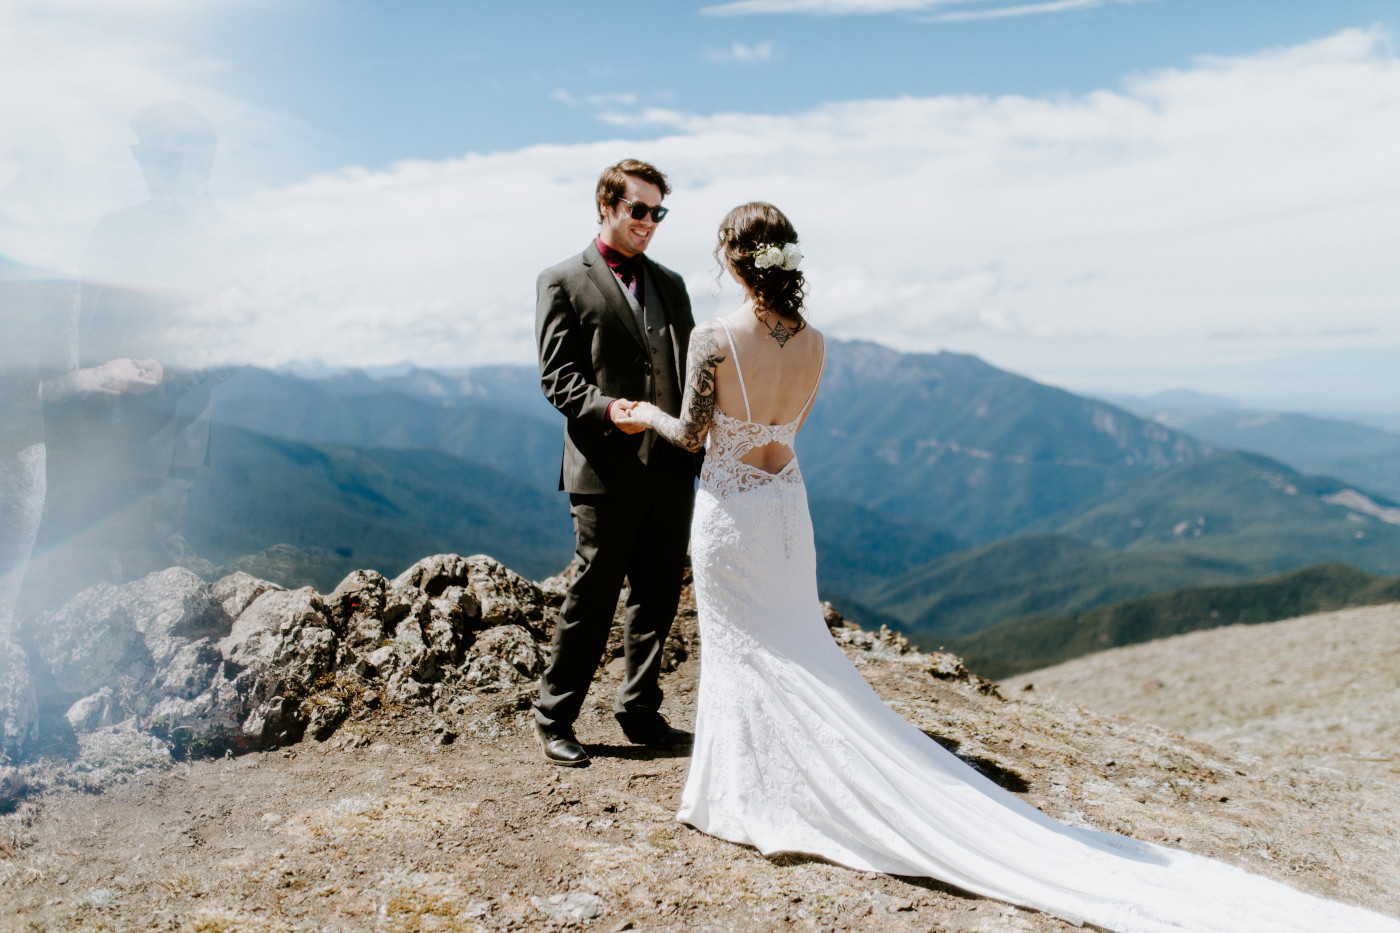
751;242;802;272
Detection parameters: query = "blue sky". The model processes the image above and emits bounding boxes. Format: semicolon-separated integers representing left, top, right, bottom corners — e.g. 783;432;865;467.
2;0;1398;412
188;0;1400;171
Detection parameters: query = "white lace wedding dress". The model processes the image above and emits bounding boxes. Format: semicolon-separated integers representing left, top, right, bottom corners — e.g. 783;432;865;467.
676;324;1400;933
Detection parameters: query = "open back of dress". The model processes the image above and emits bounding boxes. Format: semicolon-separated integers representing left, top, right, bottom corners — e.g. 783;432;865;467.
700;319;825;500
678;328;1400;933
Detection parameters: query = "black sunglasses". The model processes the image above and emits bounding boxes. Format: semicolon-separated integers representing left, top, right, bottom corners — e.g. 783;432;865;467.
618;196;669;222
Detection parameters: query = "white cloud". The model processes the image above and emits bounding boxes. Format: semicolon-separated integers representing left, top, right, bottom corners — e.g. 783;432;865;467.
3;10;1398;408
246;28;1400;407
550;90;640;108
703;0;950;14
701;0;1148;18
704;41;776;64
925;0;1153;23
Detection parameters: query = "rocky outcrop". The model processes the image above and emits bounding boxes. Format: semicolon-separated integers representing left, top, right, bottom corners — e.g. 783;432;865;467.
211;571;285;620
923;650;1004;699
0;634;37;755
20;569;235;754
4;554;567;764
463;625;543;693
0;763;23;809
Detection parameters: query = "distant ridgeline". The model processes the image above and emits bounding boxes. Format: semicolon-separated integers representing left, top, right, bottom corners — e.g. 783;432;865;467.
157;345;1399;677
849;450;1400;647
948;563;1400;681
1106;394;1400;503
201;343;1210;594
183;426;573;590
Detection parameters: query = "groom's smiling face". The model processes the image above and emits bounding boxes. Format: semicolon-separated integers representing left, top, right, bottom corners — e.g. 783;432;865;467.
600;175;663;257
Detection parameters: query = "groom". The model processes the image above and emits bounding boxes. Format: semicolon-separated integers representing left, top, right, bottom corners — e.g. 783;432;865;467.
533;159;700;766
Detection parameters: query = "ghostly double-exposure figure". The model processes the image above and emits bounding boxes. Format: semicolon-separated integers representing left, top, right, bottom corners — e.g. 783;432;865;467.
0;264;71;754
5;102;252;756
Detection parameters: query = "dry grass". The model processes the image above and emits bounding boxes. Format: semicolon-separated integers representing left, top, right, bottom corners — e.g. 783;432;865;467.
376;871;491;933
176;908;294;933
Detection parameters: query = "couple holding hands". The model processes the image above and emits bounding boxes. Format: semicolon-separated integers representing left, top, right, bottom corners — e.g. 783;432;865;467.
531;159;1399;932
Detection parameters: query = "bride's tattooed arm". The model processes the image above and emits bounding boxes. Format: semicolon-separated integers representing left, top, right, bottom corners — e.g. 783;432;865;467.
629;322;725;451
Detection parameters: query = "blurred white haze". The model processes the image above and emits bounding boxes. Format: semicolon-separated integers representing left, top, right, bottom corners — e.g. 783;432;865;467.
1;1;1398;412
3;0;1400;800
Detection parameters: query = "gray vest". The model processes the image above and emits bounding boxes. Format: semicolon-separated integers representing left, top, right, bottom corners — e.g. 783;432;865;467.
616;264;681;416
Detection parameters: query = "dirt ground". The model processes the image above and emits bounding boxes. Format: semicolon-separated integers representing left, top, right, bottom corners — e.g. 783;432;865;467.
1003;603;1400;784
3;614;1399;932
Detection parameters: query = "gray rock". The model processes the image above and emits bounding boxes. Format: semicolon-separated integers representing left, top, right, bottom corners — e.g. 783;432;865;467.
0;764;24;810
924;651;1004;699
65;687;126;733
11;554;569;757
423;589;478;663
383;581;420;629
330;567;387;607
392;554;471;598
330;570;392;673
375;561;489;683
33;584;152;701
385;614;434;681
236;689;299;747
203;587;338;749
463;556;548;631
328;569;388;634
149;639;222;701
211;571;285;621
820;600;859;630
365;645;396;677
463;625;543;693
220;588;335;681
385;670;431;705
116;568;231;666
0;635;37;756
531;892;606;924
146;671;246;749
26;572;234;739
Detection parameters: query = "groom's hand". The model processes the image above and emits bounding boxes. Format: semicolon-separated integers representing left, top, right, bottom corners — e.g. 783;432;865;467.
610;399;648;435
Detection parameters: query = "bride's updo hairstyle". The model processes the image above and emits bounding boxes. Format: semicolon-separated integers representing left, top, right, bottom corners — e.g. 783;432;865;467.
716;201;806;331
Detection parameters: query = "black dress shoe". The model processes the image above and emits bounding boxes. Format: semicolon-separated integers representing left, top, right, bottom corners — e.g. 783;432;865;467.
534;721;589;767
615;710;692;749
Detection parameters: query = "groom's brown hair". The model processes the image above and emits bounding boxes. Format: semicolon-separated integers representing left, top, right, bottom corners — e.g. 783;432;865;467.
596;159;671;222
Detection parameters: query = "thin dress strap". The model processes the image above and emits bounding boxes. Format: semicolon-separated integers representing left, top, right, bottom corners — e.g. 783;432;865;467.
798;333;828;421
718;319;751;421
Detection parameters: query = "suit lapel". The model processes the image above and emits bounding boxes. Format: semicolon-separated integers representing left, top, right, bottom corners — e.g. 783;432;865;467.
583;242;646;350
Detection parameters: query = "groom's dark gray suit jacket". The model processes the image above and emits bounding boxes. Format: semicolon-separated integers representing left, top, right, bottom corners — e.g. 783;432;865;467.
536;240;701;492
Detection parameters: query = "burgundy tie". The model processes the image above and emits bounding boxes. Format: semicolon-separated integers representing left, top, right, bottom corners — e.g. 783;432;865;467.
618;258;643;304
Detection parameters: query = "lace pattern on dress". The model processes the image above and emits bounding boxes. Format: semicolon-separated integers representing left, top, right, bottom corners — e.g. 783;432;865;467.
701;411;805;499
699;320;825;502
677;318;1400;933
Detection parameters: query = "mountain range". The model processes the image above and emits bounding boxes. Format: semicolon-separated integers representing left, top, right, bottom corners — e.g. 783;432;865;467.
184;425;573;590
797;343;1206;544
956;562;1400;680
193;342;1400;672
1106;391;1400;502
857;449;1400;644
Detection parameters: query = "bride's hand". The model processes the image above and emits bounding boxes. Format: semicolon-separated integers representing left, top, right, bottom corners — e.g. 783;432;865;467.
613;401;661;433
610;399;648;435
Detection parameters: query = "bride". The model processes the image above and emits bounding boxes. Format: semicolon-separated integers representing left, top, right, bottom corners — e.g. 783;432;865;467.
612;202;1400;932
